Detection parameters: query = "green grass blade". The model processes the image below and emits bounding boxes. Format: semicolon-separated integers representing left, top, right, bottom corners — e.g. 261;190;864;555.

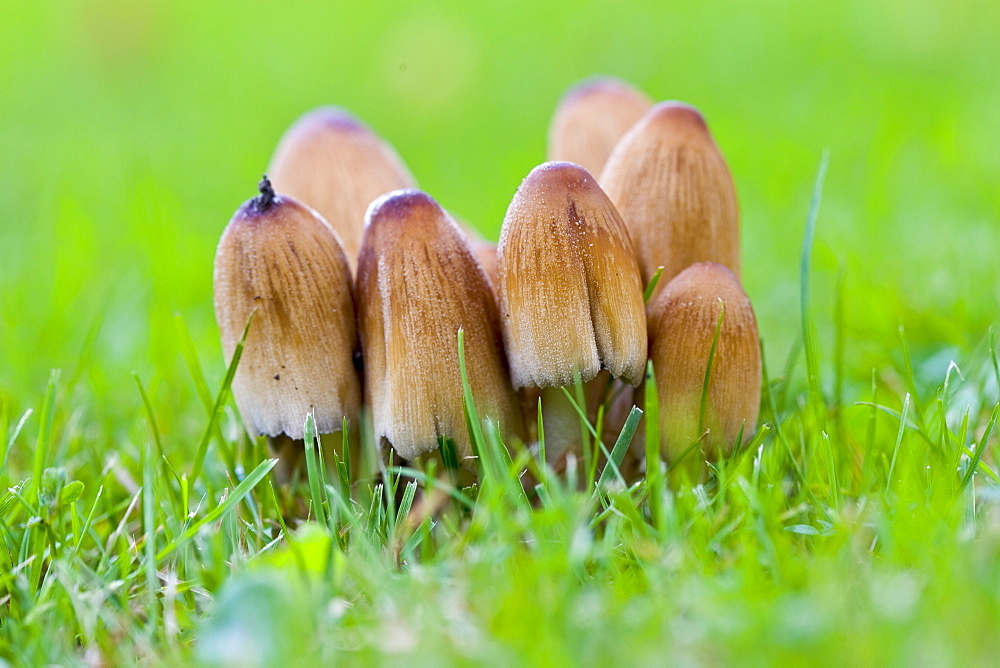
698;300;725;437
156;458;277;562
644;266;665;304
537;396;546;467
30;370;61;504
886;394;910;494
644;360;662;527
597;406;642;489
457;329;487;480
190;309;255;484
141;430;160;631
303;413;328;529
960;402;1000;492
800;150;830;422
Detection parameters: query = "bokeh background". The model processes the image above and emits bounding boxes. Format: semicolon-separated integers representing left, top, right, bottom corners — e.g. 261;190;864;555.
1;0;998;439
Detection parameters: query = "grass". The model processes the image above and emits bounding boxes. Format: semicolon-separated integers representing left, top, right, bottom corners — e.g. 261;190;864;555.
3;0;1000;664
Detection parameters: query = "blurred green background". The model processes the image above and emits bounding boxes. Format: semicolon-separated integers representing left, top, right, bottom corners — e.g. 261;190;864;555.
1;0;998;437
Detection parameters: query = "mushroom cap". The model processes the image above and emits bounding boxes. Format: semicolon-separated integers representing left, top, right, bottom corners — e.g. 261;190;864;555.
601;101;739;299
213;182;361;440
647;261;760;462
498;161;647;389
267;106;416;272
547;77;653;178
357;189;523;463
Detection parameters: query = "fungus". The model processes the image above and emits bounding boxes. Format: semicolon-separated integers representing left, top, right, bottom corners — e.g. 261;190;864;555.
646;262;761;479
601;102;739;300
267;106;416;272
213;177;361;465
357;189;523;466
548;77;653;178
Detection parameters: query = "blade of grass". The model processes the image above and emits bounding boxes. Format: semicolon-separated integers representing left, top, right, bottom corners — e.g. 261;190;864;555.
597;406;642;489
457;329;486;481
885;394;910;494
141;432;159;631
2;407;33;474
537;396;546;467
30;370;60;505
698;300;726;437
644;360;662;527
190;309;255;485
156;458;277;562
960;402;1000;492
303;413;328;528
800;150;830;427
644;266;665;304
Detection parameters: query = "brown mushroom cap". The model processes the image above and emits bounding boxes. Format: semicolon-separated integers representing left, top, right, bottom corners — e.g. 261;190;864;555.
498;161;647;389
213;178;361;440
647;261;761;464
548;77;653;178
601;102;739;299
357;189;523;464
267;106;416;272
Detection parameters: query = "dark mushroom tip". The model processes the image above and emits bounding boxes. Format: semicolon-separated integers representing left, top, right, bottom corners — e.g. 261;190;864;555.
254;175;277;210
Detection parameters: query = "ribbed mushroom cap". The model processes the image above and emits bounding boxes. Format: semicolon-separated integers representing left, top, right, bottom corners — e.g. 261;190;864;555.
357;189;523;463
213;178;361;440
601;102;739;298
548;77;653;177
647;262;760;462
498;161;647;389
267;106;416;272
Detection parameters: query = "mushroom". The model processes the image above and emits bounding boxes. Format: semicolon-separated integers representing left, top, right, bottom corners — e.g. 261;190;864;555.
601;102;739;301
267;106;416;272
213;177;361;472
547;77;653;178
497;161;646;465
646;261;761;480
356;189;523;468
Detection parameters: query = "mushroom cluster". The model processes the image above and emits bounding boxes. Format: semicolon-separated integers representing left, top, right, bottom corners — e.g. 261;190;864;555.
213;77;761;484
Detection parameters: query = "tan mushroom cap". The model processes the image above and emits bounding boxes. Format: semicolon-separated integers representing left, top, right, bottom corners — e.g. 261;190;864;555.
213;178;360;440
548;77;653;178
498;161;647;389
267;106;416;272
357;189;523;464
647;262;760;463
601;102;739;299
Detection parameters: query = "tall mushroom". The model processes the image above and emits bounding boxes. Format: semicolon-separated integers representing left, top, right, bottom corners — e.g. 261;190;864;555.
548;77;653;178
357;189;523;468
497;161;646;466
646;262;761;481
267;106;416;272
213;177;361;473
601;102;739;301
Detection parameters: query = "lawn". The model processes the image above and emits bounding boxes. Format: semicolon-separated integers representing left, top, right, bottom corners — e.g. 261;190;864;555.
2;0;1000;664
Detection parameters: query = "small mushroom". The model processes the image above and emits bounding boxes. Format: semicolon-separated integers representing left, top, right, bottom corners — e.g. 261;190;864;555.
547;77;653;178
601;102;739;300
646;262;761;479
498;161;646;464
213;177;361;466
267;106;416;272
357;189;523;466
